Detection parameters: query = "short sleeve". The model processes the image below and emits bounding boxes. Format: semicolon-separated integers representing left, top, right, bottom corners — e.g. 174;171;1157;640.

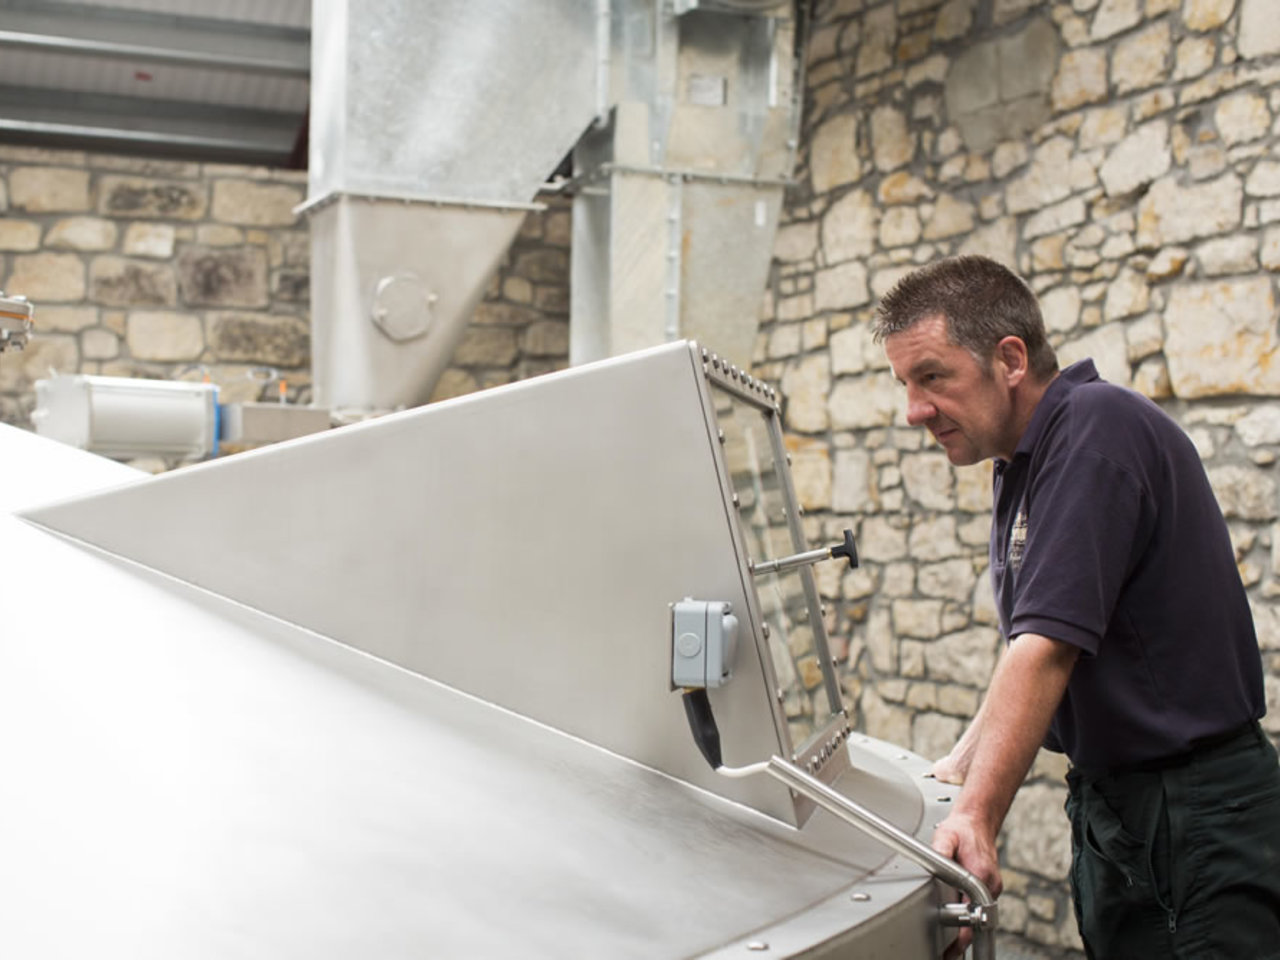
1007;444;1149;655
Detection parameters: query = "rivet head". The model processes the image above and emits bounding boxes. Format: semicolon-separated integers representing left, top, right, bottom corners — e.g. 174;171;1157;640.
746;942;769;952
851;892;871;902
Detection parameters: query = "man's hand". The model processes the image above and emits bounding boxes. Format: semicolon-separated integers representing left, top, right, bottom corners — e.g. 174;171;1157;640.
932;811;1003;898
933;811;1003;960
931;750;967;785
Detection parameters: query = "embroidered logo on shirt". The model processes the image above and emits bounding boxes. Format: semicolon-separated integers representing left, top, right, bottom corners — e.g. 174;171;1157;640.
1009;504;1028;572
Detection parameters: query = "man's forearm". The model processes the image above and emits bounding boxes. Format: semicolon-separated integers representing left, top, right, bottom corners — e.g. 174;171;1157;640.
931;632;1078;898
953;633;1078;836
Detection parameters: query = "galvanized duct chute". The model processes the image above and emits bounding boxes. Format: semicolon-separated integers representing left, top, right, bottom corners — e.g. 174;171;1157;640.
306;0;802;413
571;0;800;369
304;0;600;413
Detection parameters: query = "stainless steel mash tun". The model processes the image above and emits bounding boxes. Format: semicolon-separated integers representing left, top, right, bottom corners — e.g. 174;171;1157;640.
5;339;995;958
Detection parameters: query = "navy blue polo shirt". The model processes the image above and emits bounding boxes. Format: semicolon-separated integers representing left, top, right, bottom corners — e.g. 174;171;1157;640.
991;359;1265;769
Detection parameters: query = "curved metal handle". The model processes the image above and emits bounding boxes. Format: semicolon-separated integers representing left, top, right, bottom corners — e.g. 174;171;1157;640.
721;756;998;960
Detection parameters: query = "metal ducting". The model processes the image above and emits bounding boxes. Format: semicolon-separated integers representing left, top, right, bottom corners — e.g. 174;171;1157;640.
306;0;802;413
569;1;801;369
304;0;601;414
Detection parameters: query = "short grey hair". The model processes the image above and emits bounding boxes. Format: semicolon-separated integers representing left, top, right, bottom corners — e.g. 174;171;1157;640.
873;256;1058;381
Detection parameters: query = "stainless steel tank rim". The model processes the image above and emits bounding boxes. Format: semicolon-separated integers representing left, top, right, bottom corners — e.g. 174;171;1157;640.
294;188;547;218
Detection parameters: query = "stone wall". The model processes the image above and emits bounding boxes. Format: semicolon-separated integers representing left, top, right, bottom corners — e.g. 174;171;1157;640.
0;145;570;445
754;0;1280;954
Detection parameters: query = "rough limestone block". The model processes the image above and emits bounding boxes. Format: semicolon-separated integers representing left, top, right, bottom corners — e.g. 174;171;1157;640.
822;189;878;264
923;627;1000;684
1052;47;1108;112
774;221;819;263
900;451;954;510
829;371;897;430
788;441;832;511
126;310;204;362
1236;406;1280;447
522;319;569;358
36;306;97;332
832;447;872;514
1112;21;1171;94
1004;783;1072;880
208;313;309;367
1263;229;1280;270
909;515;962;561
1208;464;1279;520
1183;0;1236;31
1024;197;1086;239
1216;92;1273;145
513;249;568;285
922;194;976;240
1102;267;1150;321
871;105;914;172
809;114;861;194
958;217;1017;266
1091;0;1141;40
90;256;178;307
814;260;870;312
1239;0;1280;59
919;559;976;601
9;167;90;212
46;217;117;251
878;172;934;204
1100;120;1171;196
912;711;964;762
1197;235;1259;275
1137;174;1242;246
211;179;303;227
176;245;268;308
1007;137;1094;214
0;220;41;251
1165;277;1279;397
81;328;119;361
452;327;518;367
780;353;831;432
830;323;878;376
7;252;86;301
98;175;207;220
1058;324;1130;386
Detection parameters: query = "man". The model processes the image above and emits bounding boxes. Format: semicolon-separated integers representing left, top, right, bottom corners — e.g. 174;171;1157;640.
874;255;1280;959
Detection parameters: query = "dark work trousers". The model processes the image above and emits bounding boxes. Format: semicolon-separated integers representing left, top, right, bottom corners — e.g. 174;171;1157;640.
1064;722;1280;960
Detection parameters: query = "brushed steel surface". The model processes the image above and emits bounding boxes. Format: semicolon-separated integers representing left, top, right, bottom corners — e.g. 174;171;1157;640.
0;421;142;513
25;343;801;819
0;394;960;957
0;510;946;958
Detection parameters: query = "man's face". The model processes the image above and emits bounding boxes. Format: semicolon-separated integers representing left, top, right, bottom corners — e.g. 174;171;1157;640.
884;314;1017;465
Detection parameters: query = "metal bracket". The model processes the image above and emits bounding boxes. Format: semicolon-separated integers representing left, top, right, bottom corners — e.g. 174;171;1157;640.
0;292;34;352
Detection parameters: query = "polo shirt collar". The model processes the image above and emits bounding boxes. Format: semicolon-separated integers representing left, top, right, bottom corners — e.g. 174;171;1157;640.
1000;359;1100;466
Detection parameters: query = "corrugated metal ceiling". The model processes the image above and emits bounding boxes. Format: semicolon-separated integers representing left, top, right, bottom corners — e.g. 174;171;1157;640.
0;0;311;166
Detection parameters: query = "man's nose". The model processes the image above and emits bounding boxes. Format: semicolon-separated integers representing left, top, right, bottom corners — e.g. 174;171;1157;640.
905;391;935;426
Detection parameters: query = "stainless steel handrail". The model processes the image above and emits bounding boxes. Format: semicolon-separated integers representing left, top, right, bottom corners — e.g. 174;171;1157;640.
720;756;998;960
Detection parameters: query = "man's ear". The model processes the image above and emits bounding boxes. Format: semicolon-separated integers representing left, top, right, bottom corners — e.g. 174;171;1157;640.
994;336;1029;388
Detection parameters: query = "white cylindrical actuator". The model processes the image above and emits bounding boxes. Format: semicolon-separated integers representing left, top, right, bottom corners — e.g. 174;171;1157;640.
32;374;218;461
